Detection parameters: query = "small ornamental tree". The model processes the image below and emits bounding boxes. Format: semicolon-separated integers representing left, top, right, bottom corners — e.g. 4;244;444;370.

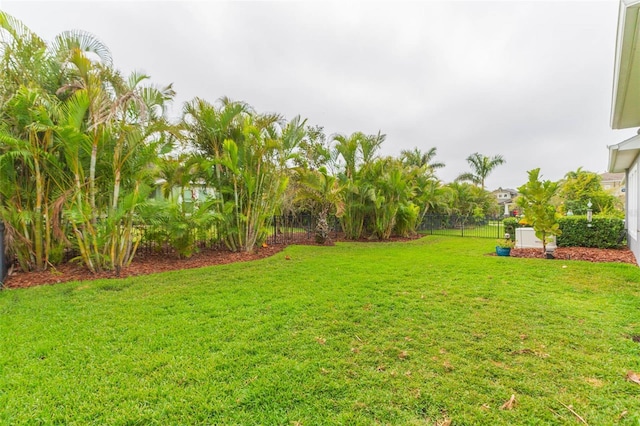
517;168;561;253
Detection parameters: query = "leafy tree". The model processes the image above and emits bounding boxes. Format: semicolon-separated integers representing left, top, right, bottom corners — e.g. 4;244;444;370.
294;125;332;171
456;152;505;190
517;168;561;253
558;168;622;215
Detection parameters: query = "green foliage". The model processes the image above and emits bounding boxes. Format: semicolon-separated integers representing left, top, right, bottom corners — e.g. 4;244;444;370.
393;202;420;237
293;125;331;171
368;157;417;240
495;238;515;248
517;168;561;252
557;216;626;248
332;131;385;239
0;87;64;272
502;217;522;240
0;13;176;273
400;146;445;171
559;168;622;215
444;182;497;220
182;99;301;252
294;166;342;244
1;238;639;424
1;10;514;270
140;198;220;258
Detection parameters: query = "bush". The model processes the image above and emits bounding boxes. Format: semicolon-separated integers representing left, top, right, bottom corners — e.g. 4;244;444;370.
503;217;523;240
556;216;625;248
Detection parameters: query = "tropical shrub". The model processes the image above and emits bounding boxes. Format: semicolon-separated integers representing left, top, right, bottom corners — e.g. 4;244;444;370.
394;202;420;237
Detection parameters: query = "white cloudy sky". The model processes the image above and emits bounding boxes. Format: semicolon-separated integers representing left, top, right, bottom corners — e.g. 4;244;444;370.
1;0;636;189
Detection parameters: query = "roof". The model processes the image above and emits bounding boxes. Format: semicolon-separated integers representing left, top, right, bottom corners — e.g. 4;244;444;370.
608;132;640;172
491;187;518;194
599;172;625;182
611;0;640;129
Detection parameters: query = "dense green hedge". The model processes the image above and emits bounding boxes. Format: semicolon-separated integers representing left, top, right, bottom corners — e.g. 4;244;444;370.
503;217;524;240
556;216;625;248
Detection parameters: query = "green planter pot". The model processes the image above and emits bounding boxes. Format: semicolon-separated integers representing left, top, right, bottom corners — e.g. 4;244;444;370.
496;246;511;256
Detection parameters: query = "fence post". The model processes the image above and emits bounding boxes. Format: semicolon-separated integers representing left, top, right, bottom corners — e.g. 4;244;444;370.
273;215;278;244
0;221;6;287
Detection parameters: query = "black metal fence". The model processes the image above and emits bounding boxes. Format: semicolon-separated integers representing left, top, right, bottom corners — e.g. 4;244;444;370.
5;213;504;274
51;213;337;263
419;214;505;239
266;213;341;245
80;213;500;259
135;213;340;256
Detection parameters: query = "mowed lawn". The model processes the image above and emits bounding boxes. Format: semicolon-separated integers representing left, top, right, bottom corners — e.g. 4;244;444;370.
1;237;639;425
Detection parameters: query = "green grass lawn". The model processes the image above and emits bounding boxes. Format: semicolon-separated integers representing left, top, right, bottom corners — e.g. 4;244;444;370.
1;237;639;425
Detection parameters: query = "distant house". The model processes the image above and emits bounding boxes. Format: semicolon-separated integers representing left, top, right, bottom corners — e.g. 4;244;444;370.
491;187;519;216
608;0;640;263
491;187;518;205
151;179;215;205
600;172;625;201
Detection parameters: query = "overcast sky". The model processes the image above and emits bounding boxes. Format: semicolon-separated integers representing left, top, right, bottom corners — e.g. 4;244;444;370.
2;0;636;189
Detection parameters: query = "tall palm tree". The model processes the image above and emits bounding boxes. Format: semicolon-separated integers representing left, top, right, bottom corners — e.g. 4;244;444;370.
367;157;417;239
456;152;505;190
332;131;385;239
182;97;302;252
50;29;175;273
400;146;445;172
0;87;64;271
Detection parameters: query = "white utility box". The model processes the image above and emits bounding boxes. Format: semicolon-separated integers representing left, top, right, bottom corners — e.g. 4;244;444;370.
515;227;556;249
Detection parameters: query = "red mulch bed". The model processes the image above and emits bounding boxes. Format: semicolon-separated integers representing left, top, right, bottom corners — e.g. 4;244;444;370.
3;237;636;289
3;245;287;290
510;246;638;265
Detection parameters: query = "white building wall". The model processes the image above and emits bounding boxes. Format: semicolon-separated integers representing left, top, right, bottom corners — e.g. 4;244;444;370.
628;161;640;261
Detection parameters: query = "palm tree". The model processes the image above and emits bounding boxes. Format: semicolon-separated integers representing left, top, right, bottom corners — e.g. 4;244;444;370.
294;166;342;243
0;12;69;271
367;157;417;239
400;147;445;173
0;11;56;104
0;87;64;271
182;98;303;252
456;152;505;190
332;131;385;239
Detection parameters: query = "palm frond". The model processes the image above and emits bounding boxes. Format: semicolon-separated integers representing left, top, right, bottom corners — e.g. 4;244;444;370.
51;29;112;66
